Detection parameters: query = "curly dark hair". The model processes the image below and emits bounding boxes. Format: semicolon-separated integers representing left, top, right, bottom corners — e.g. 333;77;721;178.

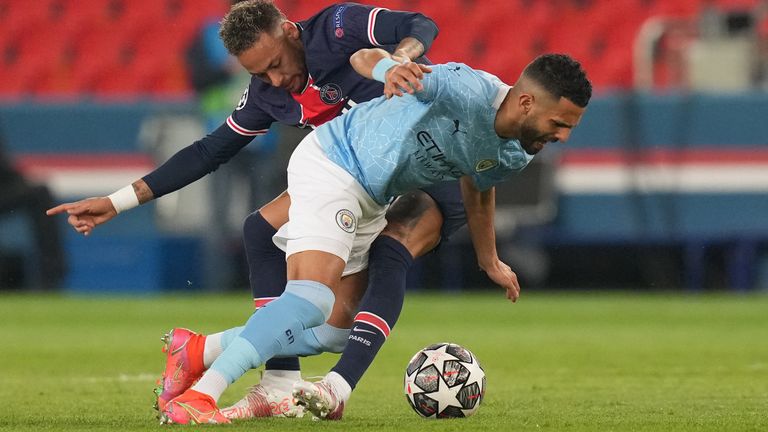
523;54;592;108
219;0;286;55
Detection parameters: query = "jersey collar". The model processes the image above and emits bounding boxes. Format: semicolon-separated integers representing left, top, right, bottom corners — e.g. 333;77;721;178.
492;84;511;110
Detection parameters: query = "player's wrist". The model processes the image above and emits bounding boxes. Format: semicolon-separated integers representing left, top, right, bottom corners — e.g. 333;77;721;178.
372;57;402;83
107;185;139;214
477;255;500;272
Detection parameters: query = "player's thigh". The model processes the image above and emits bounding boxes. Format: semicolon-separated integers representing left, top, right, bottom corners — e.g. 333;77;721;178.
258;190;290;229
383;181;466;258
277;132;383;284
286;250;347;291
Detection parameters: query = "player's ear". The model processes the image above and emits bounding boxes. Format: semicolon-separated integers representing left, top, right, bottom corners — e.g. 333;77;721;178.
283;21;300;40
519;93;534;114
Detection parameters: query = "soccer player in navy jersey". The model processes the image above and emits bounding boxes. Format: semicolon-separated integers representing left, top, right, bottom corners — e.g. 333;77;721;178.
47;0;455;419
156;53;590;424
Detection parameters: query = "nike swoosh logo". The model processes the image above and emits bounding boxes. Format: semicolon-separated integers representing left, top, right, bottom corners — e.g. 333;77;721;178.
352;326;377;335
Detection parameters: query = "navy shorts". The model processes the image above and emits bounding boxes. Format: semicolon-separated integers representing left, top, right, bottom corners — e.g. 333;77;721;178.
420;180;466;242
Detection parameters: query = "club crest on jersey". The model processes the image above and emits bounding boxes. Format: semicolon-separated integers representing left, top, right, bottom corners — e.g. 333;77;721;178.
236;87;249;110
335;209;356;233
475;159;498;172
320;83;343;105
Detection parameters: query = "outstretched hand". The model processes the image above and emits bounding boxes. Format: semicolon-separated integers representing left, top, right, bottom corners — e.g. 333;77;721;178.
46;197;118;236
482;258;521;302
384;57;432;98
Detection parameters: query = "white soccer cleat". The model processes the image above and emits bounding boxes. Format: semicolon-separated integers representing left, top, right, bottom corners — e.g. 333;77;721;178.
220;383;303;419
292;378;345;420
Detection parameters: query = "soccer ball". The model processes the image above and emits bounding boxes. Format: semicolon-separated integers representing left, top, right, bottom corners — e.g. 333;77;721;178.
404;342;486;418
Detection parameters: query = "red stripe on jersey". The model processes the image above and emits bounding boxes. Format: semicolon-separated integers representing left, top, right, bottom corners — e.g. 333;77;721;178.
355;311;391;338
227;115;268;136
291;76;345;127
367;8;385;46
253;297;278;309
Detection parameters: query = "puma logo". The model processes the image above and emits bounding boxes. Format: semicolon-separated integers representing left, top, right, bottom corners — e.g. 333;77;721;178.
451;119;466;136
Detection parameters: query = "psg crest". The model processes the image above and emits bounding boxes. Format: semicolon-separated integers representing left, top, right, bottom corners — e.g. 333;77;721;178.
320;83;343;105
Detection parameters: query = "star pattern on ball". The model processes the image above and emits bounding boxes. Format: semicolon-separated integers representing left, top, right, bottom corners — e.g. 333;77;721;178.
428;371;466;415
462;355;485;390
405;344;472;416
420;343;461;375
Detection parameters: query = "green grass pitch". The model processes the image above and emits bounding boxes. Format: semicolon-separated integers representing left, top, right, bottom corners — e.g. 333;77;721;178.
0;290;766;431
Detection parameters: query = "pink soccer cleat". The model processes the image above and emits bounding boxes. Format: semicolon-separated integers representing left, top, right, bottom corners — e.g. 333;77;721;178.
292;379;345;420
154;328;206;412
159;389;230;425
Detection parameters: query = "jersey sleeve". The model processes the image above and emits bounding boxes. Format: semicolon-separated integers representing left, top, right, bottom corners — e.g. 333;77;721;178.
325;3;438;53
226;83;274;137
142;82;274;198
142;124;254;198
471;169;513;192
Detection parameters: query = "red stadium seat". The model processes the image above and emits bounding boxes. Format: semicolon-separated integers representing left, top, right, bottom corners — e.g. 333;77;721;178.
0;65;29;99
3;0;656;96
71;25;133;94
647;0;704;18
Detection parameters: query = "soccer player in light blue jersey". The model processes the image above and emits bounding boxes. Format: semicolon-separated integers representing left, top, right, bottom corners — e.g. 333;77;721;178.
160;53;591;424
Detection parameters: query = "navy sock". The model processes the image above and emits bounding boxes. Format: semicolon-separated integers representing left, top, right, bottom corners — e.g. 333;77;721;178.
242;211;300;372
331;235;413;389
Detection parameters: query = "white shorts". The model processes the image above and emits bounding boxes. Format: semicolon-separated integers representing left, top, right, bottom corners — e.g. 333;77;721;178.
273;131;388;276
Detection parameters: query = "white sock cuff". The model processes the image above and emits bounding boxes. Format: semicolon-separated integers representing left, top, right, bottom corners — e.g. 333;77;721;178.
326;371;352;402
203;332;223;368
261;369;301;392
191;369;229;402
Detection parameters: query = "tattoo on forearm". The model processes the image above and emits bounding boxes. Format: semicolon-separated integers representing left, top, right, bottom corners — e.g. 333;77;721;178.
132;180;155;204
394;37;425;60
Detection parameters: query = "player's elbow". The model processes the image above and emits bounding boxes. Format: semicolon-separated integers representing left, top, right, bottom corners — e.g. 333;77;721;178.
349;49;367;74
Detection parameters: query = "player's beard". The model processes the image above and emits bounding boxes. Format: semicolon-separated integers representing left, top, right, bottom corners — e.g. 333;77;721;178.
518;121;551;155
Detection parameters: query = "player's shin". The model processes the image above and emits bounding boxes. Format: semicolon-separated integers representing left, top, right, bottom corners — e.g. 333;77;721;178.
331;236;412;389
194;280;335;402
243;211;301;373
294;236;411;420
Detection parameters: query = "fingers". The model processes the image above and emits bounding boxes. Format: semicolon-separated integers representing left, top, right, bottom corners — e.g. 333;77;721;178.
46;203;76;216
47;201;92;216
67;215;95;236
507;282;520;303
385;63;428;97
505;270;521;303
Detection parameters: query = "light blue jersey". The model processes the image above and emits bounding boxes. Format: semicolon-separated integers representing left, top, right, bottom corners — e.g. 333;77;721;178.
315;62;534;205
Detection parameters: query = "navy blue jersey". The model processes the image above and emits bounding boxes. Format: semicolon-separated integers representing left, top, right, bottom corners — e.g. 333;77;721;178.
143;3;438;197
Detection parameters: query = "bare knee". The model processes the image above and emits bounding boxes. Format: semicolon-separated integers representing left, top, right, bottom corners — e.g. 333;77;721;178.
382;190;443;258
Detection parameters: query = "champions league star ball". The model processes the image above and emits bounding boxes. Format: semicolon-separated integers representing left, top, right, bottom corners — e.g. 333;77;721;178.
404;342;486;418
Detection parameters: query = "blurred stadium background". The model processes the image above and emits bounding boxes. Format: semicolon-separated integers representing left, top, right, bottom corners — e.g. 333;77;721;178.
1;0;768;294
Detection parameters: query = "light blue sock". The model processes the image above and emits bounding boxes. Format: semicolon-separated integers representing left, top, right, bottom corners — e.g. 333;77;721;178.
209;336;262;384
211;280;334;384
310;323;350;353
274;324;350;357
220;326;244;350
